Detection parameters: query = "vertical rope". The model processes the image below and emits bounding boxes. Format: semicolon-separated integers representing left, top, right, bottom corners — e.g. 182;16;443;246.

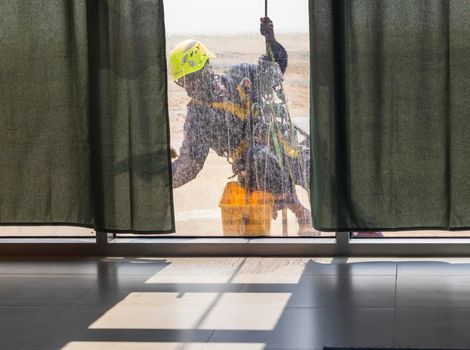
264;0;274;60
265;0;287;235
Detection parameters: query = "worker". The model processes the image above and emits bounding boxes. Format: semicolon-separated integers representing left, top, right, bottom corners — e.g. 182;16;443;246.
169;17;383;237
169;17;317;235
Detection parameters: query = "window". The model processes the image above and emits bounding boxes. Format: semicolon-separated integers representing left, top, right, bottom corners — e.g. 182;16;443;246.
162;0;329;238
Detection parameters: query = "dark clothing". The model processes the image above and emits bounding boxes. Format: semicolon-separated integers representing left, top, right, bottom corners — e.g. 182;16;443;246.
172;99;245;187
172;40;309;195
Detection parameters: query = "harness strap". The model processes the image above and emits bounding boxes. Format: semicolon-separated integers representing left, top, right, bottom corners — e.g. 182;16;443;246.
191;82;300;164
279;133;300;158
192;83;252;121
230;140;249;163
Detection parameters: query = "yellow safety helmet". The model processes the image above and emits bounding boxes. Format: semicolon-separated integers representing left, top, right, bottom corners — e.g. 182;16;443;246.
169;39;216;81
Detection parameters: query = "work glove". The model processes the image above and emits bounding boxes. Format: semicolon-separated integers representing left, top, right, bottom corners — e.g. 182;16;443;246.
260;17;275;43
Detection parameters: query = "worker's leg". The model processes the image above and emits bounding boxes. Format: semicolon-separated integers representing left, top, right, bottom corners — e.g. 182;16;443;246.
239;145;319;235
286;146;310;191
286;148;383;237
242;145;292;195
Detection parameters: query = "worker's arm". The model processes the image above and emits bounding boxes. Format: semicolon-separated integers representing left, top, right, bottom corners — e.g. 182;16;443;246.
172;104;210;188
260;17;288;74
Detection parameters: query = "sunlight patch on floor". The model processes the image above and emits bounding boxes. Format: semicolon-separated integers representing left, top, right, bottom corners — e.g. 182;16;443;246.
89;292;291;331
145;258;315;284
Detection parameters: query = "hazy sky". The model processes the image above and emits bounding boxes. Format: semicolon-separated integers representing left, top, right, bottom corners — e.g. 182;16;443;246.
163;0;309;35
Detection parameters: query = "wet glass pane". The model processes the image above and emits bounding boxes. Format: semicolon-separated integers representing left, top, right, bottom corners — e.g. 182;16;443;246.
163;0;331;237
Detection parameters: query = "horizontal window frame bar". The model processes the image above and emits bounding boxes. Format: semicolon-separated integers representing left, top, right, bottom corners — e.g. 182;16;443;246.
1;233;470;257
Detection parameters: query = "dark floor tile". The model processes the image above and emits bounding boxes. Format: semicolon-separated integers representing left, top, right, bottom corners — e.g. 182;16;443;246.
397;261;470;275
0;275;97;306
75;276;242;307
241;275;396;308
0;306;66;347
28;330;215;349
0;258;119;276
26;305;213;347
395;307;470;348
113;259;171;276
303;260;397;276
209;307;394;349
397;275;470;307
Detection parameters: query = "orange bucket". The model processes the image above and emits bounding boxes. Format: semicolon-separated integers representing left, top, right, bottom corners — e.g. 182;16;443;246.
219;181;274;236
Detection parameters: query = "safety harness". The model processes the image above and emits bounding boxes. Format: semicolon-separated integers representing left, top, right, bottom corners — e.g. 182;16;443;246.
191;80;301;165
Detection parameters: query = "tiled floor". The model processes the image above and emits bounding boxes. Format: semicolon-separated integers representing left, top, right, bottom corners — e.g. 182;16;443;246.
0;257;470;349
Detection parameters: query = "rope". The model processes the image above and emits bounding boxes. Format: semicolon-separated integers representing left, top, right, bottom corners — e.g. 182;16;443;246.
261;0;310;197
264;0;274;61
261;0;310;234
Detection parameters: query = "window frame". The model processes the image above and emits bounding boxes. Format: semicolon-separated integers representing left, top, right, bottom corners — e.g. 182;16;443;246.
2;232;470;257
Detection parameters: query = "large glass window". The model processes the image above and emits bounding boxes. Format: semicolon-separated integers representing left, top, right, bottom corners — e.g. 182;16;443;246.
4;1;468;242
162;0;329;238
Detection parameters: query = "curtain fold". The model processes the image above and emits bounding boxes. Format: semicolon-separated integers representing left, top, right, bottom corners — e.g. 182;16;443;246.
0;0;174;233
310;0;470;231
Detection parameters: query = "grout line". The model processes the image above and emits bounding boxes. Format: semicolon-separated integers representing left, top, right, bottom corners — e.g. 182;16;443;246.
69;283;102;308
11;258;116;348
192;258;248;329
15;305;71;349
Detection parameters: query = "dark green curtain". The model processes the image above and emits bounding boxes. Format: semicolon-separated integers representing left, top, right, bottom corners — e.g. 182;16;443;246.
0;0;174;233
310;0;470;231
